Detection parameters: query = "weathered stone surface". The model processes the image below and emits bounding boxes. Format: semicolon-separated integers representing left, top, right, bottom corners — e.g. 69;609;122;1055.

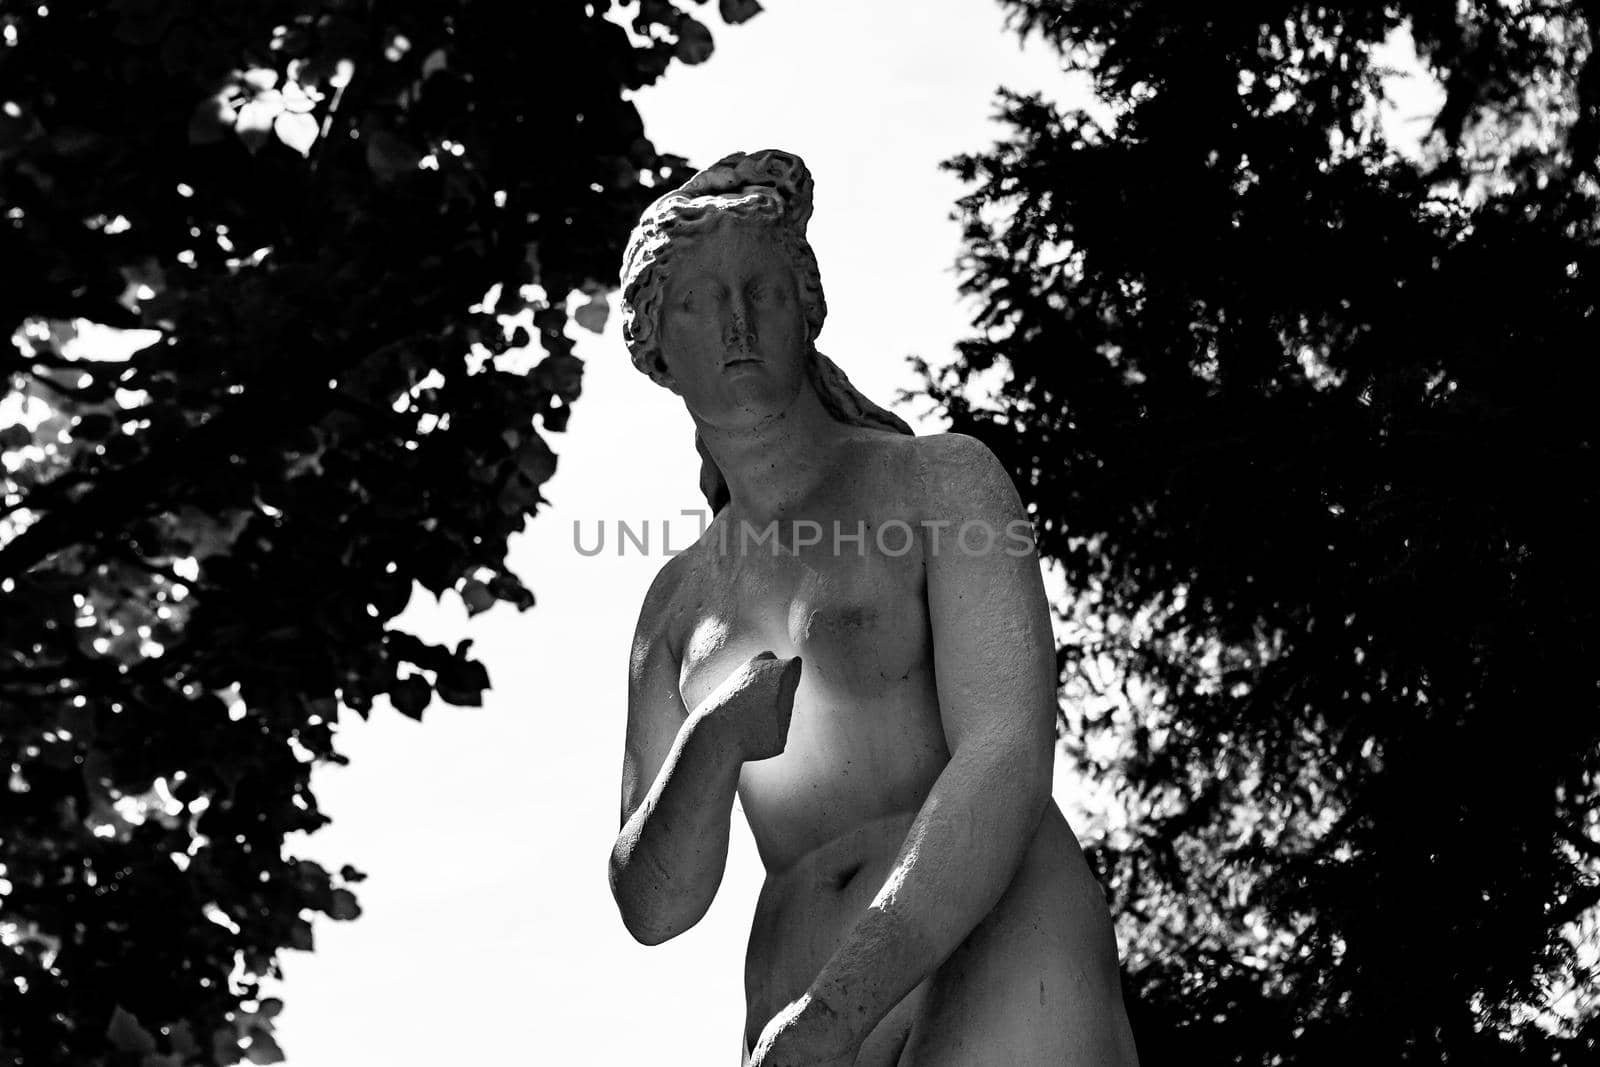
609;150;1140;1066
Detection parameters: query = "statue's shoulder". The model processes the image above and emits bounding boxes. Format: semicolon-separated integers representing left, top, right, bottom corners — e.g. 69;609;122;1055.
837;424;925;477
906;429;1004;468
904;432;1019;519
834;429;1013;518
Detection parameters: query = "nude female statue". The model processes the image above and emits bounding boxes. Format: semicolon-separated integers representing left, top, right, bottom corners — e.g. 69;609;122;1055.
607;149;1140;1066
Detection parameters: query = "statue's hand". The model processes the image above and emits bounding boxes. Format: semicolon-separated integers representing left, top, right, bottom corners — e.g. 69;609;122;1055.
699;650;801;762
749;991;858;1067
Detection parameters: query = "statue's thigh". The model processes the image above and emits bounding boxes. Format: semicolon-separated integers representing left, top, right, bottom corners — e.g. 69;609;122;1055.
897;949;1075;1066
853;977;929;1067
901;943;1138;1067
895;886;1090;1065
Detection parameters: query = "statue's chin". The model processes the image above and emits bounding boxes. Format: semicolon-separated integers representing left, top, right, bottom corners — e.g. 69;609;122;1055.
693;374;807;431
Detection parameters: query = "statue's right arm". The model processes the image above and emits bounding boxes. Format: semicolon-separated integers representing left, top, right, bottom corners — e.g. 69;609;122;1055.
608;559;743;946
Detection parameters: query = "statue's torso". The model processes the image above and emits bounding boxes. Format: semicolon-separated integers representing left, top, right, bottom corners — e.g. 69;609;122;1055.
675;433;946;867
667;430;1135;1064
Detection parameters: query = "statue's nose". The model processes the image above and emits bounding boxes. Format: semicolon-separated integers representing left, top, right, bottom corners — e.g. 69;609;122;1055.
723;310;756;350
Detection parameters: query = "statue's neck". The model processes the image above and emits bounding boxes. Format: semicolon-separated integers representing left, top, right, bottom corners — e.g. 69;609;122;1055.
693;380;845;527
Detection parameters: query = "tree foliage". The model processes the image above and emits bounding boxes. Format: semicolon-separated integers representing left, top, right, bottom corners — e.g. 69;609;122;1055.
0;1;760;1063
925;1;1600;1061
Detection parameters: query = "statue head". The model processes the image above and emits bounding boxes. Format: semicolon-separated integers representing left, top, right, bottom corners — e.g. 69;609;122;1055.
620;149;913;513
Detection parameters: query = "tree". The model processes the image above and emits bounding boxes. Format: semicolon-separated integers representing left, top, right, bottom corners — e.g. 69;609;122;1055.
921;1;1600;1062
0;1;762;1063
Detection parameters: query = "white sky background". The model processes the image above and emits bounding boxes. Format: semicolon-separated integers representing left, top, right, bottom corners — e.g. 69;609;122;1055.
257;7;1452;1064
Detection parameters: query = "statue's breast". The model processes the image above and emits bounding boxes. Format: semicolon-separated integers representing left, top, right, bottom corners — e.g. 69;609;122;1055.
675;539;931;716
778;549;929;698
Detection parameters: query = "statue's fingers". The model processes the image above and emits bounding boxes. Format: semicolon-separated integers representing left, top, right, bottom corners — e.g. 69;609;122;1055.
777;657;803;702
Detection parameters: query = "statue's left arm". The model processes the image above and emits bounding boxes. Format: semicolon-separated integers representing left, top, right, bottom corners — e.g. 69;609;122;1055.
758;433;1058;1060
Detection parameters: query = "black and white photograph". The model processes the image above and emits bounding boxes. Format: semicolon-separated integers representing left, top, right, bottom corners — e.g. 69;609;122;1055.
1;1;1596;1064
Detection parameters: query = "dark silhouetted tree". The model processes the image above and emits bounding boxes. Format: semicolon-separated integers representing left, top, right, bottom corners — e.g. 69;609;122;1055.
0;1;760;1063
922;2;1599;1062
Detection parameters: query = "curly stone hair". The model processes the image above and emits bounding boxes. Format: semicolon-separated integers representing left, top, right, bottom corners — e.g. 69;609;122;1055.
619;149;913;513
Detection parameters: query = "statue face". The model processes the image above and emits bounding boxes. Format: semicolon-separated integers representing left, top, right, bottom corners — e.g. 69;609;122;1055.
656;220;809;430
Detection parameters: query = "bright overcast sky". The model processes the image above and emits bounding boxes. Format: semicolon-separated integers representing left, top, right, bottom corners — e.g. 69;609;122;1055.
244;4;1436;1063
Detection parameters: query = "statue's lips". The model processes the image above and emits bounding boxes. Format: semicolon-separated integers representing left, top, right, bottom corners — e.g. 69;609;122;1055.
722;357;763;370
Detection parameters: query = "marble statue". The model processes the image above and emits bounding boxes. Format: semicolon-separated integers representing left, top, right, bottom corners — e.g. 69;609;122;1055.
607;149;1140;1066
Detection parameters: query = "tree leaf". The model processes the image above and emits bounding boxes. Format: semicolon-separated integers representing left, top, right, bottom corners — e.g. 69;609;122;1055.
534;353;584;402
389;676;431;720
327;888;361;921
274;111;319;157
0;423;32;450
106;1005;158;1055
287;919;314;953
719;0;763;24
235;98;282;155
459;579;495;617
489;572;536;612
434;656;490;707
240;68;278;92
573;291;609;334
515;435;558;485
245;1029;286;1065
673;17;714;64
